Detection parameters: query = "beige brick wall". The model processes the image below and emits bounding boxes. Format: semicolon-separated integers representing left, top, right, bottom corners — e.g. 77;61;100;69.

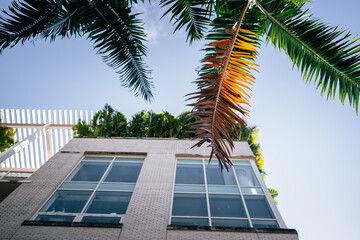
0;138;298;240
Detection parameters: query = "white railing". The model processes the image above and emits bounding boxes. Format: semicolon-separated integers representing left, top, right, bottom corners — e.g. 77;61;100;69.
0;109;94;169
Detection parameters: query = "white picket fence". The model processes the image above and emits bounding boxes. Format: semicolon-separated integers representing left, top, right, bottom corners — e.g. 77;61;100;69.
0;109;94;169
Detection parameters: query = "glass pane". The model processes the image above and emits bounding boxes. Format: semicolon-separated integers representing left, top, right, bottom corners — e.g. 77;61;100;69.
177;159;203;164
40;190;92;213
81;216;121;223
98;183;135;191
232;161;250;166
85;191;132;214
252;220;279;229
175;185;205;193
67;162;109;182
104;163;142;183
172;193;207;217
244;196;275;219
211;218;250;227
175;164;204;184
234;166;260;187
115;157;144;163
206;165;237;185
209;194;247;218
59;182;97;190
171;217;209;226
82;156;113;162
241;187;263;195
35;215;75;222
208;186;239;194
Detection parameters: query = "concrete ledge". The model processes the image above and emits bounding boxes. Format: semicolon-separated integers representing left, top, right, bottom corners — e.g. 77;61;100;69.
167;225;298;235
22;220;122;228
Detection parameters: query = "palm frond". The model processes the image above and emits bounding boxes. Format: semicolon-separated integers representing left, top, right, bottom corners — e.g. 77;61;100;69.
41;1;84;41
160;0;212;43
187;4;259;170
256;0;360;112
83;0;154;101
0;0;62;53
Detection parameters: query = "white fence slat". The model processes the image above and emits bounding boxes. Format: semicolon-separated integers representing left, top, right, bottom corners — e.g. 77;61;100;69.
1;108;94;170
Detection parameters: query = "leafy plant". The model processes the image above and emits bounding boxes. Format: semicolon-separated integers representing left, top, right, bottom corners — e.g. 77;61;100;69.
0;113;16;152
73;104;127;137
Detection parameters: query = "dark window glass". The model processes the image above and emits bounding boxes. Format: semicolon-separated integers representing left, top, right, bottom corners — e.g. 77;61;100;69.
171;217;209;226
206;165;237;185
234;166;260;186
209;194;247;218
252;220;279;228
244;195;274;219
172;193;207;216
211;218;250;227
41;190;92;213
69;162;109;182
81;216;121;223
175;164;204;184
85;191;132;214
104;163;142;183
35;215;75;222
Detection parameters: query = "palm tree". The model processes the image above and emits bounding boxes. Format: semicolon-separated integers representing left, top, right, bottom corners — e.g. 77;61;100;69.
73;104;128;137
163;0;360;169
1;0;359;168
0;0;154;101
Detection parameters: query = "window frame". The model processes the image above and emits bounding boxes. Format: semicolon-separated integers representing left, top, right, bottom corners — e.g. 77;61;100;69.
169;157;287;229
32;155;145;224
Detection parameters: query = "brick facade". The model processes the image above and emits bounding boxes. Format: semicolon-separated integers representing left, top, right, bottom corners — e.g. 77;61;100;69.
0;138;298;240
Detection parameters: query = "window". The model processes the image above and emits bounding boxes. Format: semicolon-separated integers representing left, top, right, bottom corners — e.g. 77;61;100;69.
34;156;144;223
171;159;280;229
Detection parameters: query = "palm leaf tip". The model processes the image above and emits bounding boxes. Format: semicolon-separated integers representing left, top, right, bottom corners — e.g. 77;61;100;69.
187;23;259;170
160;0;211;44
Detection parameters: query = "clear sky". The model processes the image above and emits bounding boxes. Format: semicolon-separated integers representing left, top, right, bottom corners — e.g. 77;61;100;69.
1;1;360;239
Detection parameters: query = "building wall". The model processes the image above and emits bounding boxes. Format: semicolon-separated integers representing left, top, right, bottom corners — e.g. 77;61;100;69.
0;138;298;240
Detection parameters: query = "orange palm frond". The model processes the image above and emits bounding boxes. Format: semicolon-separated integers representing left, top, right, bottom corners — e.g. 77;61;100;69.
186;18;259;170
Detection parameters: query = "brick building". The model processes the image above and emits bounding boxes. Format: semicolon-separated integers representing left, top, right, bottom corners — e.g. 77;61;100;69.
0;138;298;239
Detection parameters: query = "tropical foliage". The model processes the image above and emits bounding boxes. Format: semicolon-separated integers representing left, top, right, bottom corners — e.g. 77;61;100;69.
0;113;16;152
73;104;197;139
1;0;360;168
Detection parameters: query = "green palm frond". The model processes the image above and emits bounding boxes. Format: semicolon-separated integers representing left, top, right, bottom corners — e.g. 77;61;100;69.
0;0;154;101
83;0;154;101
41;1;84;41
73;120;94;137
160;0;212;43
0;0;62;52
282;0;310;7
256;0;360;112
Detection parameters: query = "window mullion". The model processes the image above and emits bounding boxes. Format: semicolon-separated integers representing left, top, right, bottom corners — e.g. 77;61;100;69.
203;159;212;227
232;164;253;228
73;157;116;222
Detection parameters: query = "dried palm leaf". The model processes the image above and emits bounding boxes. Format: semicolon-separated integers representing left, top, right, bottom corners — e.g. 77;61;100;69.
187;8;259;170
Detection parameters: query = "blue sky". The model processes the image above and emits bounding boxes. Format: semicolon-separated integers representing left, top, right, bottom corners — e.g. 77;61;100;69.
1;1;360;239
